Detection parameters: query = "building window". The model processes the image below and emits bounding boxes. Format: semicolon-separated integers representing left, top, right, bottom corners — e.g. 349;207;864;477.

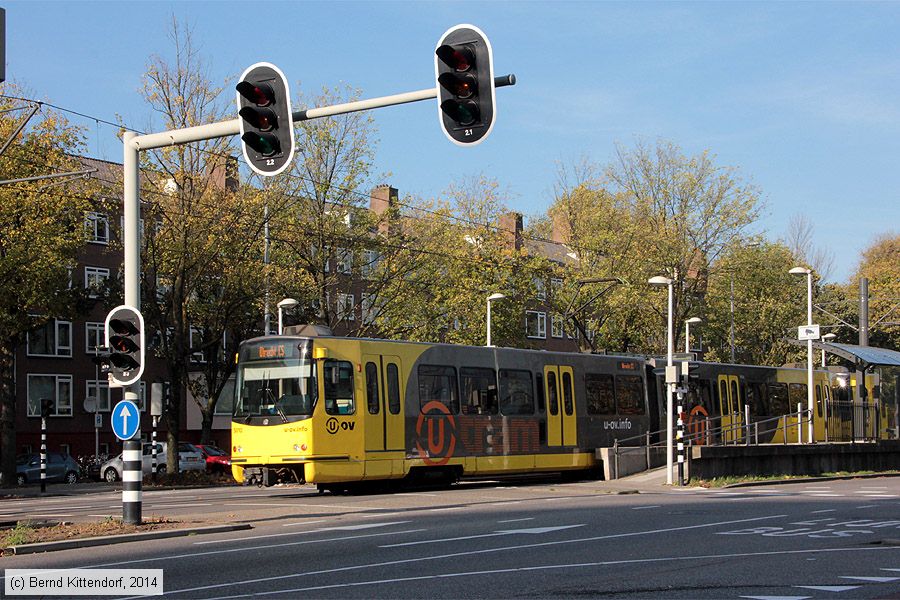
525;311;546;339
551;314;564;338
337;293;355;322
27;320;72;357
84;266;110;298
361;249;380;279
27;374;73;417
533;276;546;301
85;322;104;353
86;212;110;244
361;293;377;325
87;380;111;412
336;247;352;274
59;443;71;456
189;328;206;363
550;278;563;295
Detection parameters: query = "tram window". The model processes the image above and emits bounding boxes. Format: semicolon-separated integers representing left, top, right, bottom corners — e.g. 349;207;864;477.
386;364;401;415
767;383;789;415
746;383;767;416
718;380;728;408
616;375;645;415
789;383;807;409
536;373;545;413
585;374;615;415
324;360;355;415
730;380;740;408
696;379;713;413
815;384;823;417
499;369;534;415
562;371;574;416
547;371;559;416
365;362;380;415
418;365;459;414
461;367;498;415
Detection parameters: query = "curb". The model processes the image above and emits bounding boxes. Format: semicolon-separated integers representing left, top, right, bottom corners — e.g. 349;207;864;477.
723;472;900;489
6;523;252;555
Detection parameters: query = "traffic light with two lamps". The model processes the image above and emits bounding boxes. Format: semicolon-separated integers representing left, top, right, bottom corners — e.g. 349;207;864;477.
435;24;496;146
236;62;295;176
105;305;144;387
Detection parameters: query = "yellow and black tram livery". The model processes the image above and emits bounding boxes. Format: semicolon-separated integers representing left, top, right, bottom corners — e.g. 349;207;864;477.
230;335;651;489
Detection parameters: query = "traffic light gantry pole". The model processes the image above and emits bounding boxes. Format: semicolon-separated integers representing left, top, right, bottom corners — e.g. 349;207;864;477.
122;72;516;314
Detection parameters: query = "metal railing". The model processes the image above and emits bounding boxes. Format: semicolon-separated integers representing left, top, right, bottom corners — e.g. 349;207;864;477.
605;401;894;479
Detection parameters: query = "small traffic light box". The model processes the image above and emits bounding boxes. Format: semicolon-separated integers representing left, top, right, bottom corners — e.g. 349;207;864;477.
236;62;295;176
105;305;144;387
435;24;496;146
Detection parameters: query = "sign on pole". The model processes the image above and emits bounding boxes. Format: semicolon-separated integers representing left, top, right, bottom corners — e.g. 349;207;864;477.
798;325;821;341
111;399;140;441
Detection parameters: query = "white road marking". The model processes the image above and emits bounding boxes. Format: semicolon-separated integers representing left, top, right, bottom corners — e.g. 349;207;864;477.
194;521;413;545
856;505;878;509
88;514;114;517
146;503;212;508
222;503;304;507
740;596;810;600
281;519;329;527
380;524;585;548
862;494;898;498
883;568;900;572
497;518;534;523
171;546;899;600
810;509;837;514
29;514;73;517
631;505;661;510
839;576;900;583
795;585;858;592
810;494;843;497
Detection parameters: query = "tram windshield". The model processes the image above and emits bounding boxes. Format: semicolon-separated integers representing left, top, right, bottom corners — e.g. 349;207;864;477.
234;339;317;420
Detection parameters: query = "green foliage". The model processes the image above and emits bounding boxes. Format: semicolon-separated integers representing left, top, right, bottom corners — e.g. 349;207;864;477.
854;233;900;351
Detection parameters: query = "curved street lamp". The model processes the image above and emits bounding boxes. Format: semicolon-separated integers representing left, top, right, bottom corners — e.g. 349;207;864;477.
789;266;814;444
648;276;674;485
277;298;299;335
486;293;506;347
685;317;702;355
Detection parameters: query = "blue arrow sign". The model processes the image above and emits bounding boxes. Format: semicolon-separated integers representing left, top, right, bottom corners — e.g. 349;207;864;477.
111;400;140;441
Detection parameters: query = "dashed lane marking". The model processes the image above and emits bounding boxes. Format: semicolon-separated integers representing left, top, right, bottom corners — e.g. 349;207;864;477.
839;576;900;583
497;518;534;523
631;505;661;510
795;586;858;592
193;520;414;545
810;509;837;514
739;596;810;600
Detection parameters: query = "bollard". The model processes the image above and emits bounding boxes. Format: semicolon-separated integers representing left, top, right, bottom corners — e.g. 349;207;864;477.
122;439;142;525
40;417;47;494
676;393;684;486
151;416;158;483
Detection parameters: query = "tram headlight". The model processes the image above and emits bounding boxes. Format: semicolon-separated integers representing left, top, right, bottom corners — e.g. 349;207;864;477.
233;445;242;453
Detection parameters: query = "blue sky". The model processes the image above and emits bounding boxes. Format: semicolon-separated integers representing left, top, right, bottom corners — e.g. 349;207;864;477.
6;1;900;283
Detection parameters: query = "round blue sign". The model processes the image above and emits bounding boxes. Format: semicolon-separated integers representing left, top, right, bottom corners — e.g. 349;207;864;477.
111;400;141;441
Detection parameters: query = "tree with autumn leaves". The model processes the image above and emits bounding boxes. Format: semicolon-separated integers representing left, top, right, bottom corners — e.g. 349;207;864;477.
0;88;100;484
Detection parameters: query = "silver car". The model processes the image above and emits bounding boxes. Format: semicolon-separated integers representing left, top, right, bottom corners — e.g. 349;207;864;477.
101;442;205;482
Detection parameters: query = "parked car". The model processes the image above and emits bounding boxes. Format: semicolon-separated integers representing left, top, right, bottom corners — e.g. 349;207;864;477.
193;444;231;473
16;453;80;485
100;442;205;482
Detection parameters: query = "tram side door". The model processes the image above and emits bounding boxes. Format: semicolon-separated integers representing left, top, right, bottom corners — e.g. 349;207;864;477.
544;365;576;447
362;354;405;454
717;374;742;443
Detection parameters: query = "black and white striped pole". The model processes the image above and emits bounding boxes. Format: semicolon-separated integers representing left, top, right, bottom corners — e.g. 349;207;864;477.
150;383;165;483
39;399;52;494
122;437;142;524
675;388;685;486
111;398;141;525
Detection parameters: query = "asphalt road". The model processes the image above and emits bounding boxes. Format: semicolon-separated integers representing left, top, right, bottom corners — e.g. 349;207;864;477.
2;474;899;599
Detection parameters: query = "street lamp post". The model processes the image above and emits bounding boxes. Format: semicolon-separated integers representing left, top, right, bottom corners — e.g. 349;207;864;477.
277;298;299;335
649;276;675;485
790;267;815;444
821;333;836;367
486;293;506;347
685;317;702;355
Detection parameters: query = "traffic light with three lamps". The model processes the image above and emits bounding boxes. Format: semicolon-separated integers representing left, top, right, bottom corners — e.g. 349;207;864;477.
105;305;144;387
236;62;295;176
435;24;496;146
